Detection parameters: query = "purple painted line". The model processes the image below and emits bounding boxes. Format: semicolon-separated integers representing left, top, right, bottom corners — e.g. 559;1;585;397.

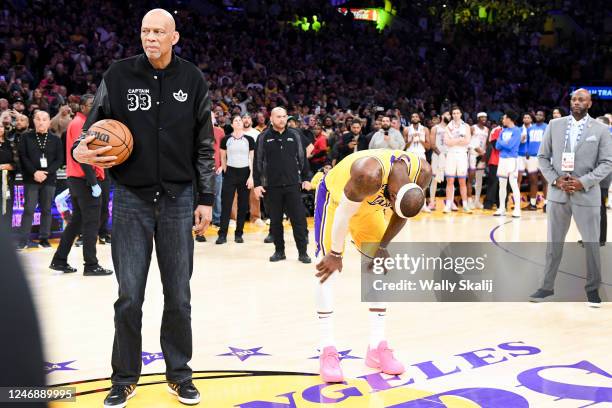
488;220;612;286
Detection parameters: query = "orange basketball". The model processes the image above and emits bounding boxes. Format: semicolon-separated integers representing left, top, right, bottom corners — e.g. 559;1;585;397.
87;119;133;165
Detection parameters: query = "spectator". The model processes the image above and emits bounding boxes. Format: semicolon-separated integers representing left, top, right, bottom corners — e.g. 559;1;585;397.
309;124;329;172
216;115;255;244
49;104;73;136
17;110;63;249
369;115;405;150
0;124;18;227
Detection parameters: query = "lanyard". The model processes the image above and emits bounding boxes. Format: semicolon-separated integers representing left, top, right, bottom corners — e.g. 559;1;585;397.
564;117;586;152
36;133;48;154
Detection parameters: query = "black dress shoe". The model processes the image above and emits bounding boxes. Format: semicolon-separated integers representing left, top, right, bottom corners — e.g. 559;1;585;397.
50;262;77;273
215;236;227;245
264;234;274;243
168;380;200;405
16;241;27;251
39;239;52;248
195;235;206;242
235;236;244;243
529;288;554;302
84;265;113;276
104;384;136;407
587;289;602;308
298;253;312;264
269;251;286;262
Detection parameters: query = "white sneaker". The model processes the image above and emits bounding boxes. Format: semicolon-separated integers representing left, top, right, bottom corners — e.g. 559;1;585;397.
473;200;483;209
467;198;474;210
463;206;472;214
451;201;458;211
253;218;266;227
422;204;431;213
512;208;521;218
443;203;452;213
493;209;506;217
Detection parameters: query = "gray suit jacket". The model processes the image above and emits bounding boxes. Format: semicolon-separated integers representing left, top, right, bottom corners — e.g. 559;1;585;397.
538;115;612;207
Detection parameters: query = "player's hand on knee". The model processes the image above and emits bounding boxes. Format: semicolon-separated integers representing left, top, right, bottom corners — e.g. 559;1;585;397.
369;247;391;275
316;254;343;283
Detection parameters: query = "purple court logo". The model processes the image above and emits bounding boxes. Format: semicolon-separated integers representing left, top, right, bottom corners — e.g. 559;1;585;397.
142;351;164;366
236;341;612;407
309;349;361;361
44;360;77;374
218;346;270;361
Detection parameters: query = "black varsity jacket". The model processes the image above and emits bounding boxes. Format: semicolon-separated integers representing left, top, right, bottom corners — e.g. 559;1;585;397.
74;53;215;205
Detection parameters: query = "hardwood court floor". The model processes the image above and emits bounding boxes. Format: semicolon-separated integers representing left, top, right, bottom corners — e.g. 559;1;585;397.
17;206;612;407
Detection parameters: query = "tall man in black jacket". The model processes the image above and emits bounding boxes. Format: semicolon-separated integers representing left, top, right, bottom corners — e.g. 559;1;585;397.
17;110;63;249
73;9;214;407
254;107;312;263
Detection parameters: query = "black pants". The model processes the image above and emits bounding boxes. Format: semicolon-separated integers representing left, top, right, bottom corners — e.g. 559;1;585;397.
601;187;608;244
99;175;111;236
267;184;308;254
20;183;55;242
1;176;14;229
219;166;250;238
53;178;101;267
484;165;499;209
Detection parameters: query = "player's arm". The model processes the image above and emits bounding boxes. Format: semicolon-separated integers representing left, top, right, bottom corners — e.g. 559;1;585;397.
429;126;441;155
423;127;431;150
459;125;472;146
315;157;383;283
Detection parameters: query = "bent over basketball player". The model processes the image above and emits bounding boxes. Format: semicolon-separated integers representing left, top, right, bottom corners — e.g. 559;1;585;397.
313;149;431;382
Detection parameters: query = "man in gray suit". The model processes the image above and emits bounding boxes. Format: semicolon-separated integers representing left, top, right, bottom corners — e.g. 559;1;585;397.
531;89;612;306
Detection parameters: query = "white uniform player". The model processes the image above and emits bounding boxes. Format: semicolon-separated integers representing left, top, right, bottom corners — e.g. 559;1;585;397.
428;114;449;210
444;107;471;213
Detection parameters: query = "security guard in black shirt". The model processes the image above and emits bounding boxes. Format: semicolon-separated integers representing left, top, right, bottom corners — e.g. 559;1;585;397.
254;107;312;263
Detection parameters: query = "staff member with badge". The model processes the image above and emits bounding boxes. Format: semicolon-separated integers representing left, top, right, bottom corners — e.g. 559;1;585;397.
17;110;63;249
531;89;612;306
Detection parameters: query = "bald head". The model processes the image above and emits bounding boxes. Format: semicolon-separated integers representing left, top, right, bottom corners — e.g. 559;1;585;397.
570;88;592;117
141;9;179;68
270;107;288;131
142;9;176;31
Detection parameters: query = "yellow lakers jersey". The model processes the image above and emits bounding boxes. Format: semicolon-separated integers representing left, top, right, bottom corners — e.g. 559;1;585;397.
323;149;422;214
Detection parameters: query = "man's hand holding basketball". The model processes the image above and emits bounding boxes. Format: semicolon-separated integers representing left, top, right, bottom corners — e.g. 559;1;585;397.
193;205;212;235
316;253;343;283
73;135;117;168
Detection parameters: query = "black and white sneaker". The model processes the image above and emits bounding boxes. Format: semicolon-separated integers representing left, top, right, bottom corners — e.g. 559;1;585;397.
529;289;554;302
104;384;136;408
587;290;602;308
168;381;200;405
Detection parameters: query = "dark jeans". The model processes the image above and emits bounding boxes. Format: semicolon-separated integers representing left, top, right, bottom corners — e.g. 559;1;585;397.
110;184;194;385
1;176;14;229
20;183;55;242
601;187;608;244
53;178;101;267
219;166;250;238
483;165;499;209
267;184;308;254
99;176;111;236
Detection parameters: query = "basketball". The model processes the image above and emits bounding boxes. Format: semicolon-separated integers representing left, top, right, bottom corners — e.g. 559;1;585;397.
86;119;133;165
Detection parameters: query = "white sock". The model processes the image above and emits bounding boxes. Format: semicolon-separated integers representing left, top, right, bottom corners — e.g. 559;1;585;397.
510;178;520;210
318;312;335;350
369;310;386;348
530;197;536;206
429;180;437;205
475;170;484;202
498;178;508;211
